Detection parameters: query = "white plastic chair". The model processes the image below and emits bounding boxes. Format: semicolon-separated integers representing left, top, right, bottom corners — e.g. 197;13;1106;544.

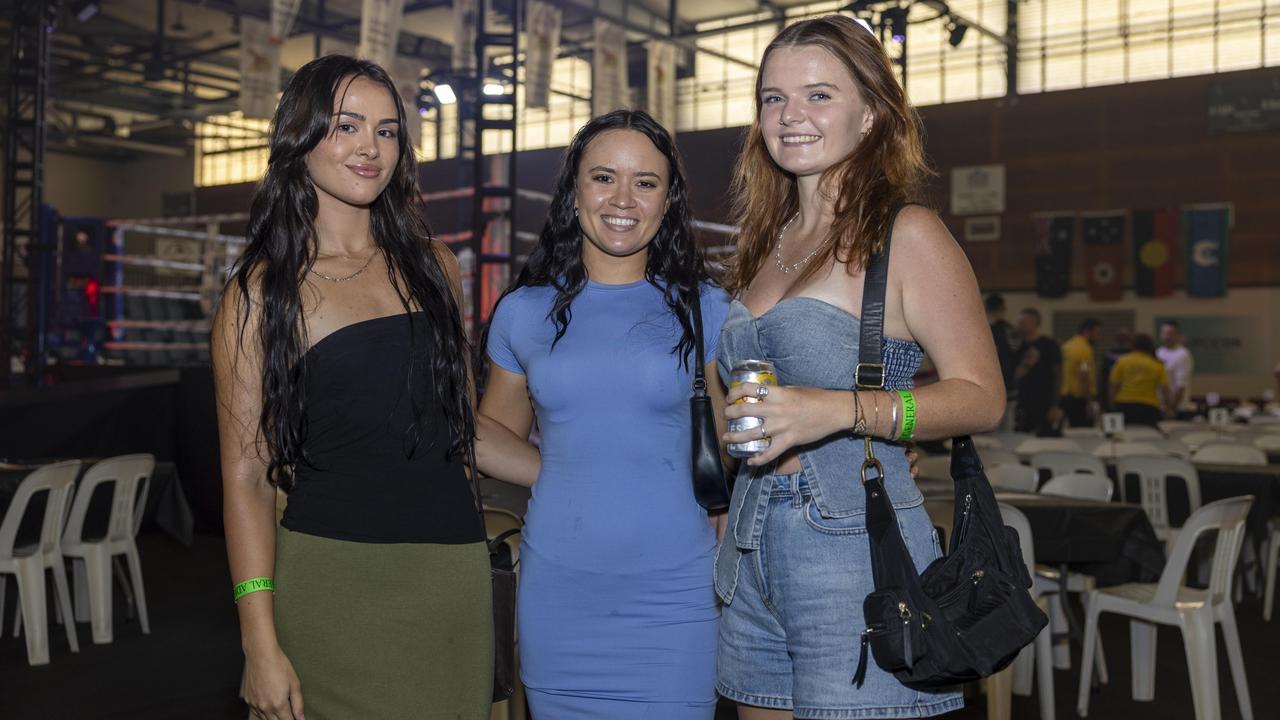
1040;472;1114;502
1092;441;1163;459
1029;451;1106;487
987;463;1039;494
1191;443;1268;466
992;431;1032;451
0;460;82;665
1117;426;1165;441
915;455;953;482
1253;434;1280;453
1158;420;1203;434
971;434;1006;450
1062;427;1103;438
1016;437;1082;456
61;454;154;645
1076;496;1255;720
1001;504;1055;720
978;447;1021;468
1115;455;1201;548
1177;430;1227;449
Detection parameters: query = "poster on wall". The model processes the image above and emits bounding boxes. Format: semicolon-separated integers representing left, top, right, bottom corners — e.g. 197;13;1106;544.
359;0;406;69
525;0;562;110
239;17;280;119
1154;315;1262;375
1133;209;1178;297
593;19;629;115
950;164;1005;216
1184;204;1231;298
1082;210;1125;302
1032;212;1074;298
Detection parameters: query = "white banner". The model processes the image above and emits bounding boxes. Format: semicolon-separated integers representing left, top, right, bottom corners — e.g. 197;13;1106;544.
270;0;304;43
319;36;356;58
393;56;425;151
525;0;561;110
239;17;280;119
646;40;676;131
359;0;406;69
452;0;479;73
592;19;628;116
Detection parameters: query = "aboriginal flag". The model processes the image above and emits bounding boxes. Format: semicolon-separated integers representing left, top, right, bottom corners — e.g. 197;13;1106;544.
1133;209;1178;297
1082;211;1125;302
1033;213;1073;298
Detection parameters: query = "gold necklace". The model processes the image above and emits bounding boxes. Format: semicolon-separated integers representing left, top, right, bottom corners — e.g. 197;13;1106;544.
774;214;832;274
308;249;378;283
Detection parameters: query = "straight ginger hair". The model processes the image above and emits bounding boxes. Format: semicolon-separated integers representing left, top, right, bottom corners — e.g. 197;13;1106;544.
722;15;932;294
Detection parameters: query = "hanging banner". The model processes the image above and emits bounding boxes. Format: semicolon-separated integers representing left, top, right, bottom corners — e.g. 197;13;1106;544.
646;39;677;131
453;0;479;73
1132;209;1178;297
239;17;281;119
593;19;629;116
525;0;562;110
270;0;304;43
1184;205;1231;298
1032;212;1073;298
319;36;356;58
1082;210;1125;302
392;56;425;151
359;0;406;69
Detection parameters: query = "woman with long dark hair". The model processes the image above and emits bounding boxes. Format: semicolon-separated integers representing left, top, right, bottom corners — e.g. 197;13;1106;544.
213;55;492;719
714;16;1004;719
476;109;729;718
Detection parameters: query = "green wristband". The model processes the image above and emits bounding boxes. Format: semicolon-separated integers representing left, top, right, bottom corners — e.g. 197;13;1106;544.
233;577;275;602
896;390;917;441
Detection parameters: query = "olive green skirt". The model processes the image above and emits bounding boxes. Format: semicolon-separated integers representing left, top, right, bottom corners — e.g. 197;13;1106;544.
274;528;493;720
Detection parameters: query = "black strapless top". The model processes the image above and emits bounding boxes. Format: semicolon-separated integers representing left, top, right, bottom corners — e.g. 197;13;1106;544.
280;312;483;544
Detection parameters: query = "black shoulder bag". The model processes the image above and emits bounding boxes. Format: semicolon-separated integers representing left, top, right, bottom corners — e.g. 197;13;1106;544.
690;290;731;511
852;207;1047;690
463;465;520;701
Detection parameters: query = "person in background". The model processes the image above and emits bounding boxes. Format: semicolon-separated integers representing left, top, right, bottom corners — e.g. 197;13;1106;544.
986;292;1022;430
1099;329;1131;412
1059;318;1102;427
1157;320;1194;418
1013;308;1061;435
1109;333;1170;426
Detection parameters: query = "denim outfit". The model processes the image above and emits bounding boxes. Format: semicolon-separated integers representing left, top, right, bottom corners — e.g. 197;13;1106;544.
715;297;963;718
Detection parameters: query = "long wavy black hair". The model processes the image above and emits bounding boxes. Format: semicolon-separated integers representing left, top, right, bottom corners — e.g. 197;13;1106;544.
224;55;473;488
494;109;708;368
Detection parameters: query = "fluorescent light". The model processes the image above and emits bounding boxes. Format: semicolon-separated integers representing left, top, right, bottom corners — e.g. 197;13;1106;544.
434;83;456;104
482;82;505;96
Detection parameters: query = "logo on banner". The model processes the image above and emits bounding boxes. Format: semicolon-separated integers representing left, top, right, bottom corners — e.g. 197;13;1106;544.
1092;262;1116;285
1192;240;1220;267
1139;239;1169;268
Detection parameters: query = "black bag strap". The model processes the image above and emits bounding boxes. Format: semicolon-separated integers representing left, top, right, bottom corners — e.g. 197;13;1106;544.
856;206;913;390
691;288;708;397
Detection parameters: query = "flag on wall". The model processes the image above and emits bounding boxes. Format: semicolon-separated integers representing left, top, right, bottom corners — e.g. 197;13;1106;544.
239;17;280;118
593;19;629;116
359;0;406;69
1184;205;1231;298
270;0;304;43
1032;212;1073;298
647;40;677;132
1082;210;1125;302
452;0;478;73
525;0;561;110
1132;209;1178;297
393;57;424;151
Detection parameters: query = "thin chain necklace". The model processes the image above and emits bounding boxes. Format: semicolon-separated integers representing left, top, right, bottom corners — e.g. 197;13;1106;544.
774;213;832;274
308;249;378;283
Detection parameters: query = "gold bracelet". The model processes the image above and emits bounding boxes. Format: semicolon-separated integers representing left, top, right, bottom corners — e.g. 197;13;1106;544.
851;389;867;435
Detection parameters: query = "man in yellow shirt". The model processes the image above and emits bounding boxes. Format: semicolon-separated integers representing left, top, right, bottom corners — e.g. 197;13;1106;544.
1059;318;1102;427
1109;334;1170;426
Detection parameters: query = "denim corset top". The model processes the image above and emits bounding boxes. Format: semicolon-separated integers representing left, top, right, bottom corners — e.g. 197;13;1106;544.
716;297;926;524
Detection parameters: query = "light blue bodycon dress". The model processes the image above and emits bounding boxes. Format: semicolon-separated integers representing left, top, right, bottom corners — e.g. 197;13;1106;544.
486;278;730;719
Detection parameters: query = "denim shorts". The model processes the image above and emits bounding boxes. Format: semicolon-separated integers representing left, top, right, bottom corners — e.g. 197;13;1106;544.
716;472;964;719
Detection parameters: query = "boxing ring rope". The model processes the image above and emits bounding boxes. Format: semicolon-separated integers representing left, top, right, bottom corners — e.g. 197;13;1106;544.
99;187;738;364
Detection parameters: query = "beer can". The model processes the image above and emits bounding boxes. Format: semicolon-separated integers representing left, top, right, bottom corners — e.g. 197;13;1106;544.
728;360;777;458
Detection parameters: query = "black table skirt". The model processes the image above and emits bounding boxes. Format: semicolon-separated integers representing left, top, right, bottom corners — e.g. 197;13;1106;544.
0;460;194;547
1111;462;1280;540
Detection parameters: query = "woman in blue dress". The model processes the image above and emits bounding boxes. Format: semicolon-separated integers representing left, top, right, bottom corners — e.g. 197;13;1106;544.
476;110;729;718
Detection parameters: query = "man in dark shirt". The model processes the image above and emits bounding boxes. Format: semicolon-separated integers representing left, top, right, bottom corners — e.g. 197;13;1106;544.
986;293;1022;429
1013;308;1062;435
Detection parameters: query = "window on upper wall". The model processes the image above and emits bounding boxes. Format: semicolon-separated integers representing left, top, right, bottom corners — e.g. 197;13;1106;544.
1018;0;1280;94
194;114;270;188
